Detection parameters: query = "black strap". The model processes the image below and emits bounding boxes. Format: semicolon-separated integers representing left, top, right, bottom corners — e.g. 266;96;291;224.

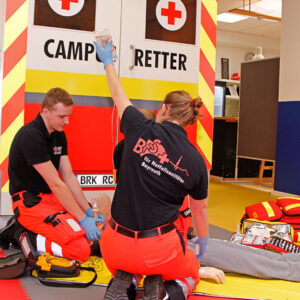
110;219;175;239
176;229;186;254
179;207;192;218
32;266;97;288
43;211;67;224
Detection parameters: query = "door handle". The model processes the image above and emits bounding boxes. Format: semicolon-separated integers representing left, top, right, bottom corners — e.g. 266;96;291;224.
129;44;135;70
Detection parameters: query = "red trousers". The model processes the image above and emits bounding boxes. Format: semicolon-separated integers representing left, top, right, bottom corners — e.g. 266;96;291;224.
12;191;90;262
100;220;200;293
175;196;193;246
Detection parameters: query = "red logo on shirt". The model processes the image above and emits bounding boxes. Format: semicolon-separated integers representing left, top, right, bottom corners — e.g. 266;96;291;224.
53;146;62;155
133;137;189;176
133;138;169;164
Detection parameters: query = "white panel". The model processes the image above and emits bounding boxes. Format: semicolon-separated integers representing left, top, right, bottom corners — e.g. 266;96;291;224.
119;0;201;84
27;0;121;75
0;192;13;215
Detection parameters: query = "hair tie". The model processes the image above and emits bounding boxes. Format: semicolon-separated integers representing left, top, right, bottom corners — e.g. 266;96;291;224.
190;98;195;107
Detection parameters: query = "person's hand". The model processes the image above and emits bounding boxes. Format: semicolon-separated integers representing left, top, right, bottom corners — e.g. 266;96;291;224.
85;207;106;223
93;40;113;69
85;206;94;217
193;235;209;259
79;215;102;241
199;267;225;284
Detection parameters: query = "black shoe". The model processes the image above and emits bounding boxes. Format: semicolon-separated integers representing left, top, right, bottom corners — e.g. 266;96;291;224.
0;216;25;249
141;275;167;300
104;270;134;300
90;240;102;257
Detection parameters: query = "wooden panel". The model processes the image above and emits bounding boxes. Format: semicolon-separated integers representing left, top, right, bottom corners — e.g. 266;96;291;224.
238;58;279;160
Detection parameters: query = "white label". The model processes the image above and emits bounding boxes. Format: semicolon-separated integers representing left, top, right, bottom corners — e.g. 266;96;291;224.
67;218;82;232
76;174;116;187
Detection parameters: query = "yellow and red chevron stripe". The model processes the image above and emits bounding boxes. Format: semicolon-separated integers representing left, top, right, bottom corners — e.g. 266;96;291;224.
0;0;28;192
197;0;217;169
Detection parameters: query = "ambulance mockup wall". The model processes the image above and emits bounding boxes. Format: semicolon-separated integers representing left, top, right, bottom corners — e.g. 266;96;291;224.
118;0;216;169
25;0;122;173
25;0;204;175
0;0;216;210
275;0;300;195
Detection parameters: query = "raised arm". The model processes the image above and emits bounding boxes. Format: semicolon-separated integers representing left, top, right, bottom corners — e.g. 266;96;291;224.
105;64;132;119
94;40;132;119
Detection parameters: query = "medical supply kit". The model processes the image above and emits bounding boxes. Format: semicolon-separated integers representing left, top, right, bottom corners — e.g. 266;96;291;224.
231;197;300;253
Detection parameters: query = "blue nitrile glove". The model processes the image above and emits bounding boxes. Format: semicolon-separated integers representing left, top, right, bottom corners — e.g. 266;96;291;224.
93;40;113;69
193;235;209;259
85;207;94;217
85;207;106;223
79;215;102;241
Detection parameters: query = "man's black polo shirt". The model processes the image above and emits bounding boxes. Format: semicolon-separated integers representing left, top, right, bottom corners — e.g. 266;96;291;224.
8;113;68;195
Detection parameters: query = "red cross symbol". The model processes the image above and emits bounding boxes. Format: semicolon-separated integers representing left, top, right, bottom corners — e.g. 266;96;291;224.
59;0;79;10
161;1;182;25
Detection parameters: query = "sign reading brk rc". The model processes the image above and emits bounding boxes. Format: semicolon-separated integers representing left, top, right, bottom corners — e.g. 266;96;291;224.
76;174;116;187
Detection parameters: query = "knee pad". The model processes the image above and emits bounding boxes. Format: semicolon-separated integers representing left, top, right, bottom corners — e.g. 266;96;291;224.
67;238;91;262
164;280;185;300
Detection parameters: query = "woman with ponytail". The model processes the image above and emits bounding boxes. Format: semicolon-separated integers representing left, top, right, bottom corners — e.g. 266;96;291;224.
94;40;209;300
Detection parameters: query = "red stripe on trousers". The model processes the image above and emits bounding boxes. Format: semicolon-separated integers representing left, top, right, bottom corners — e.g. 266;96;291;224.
45;239;53;255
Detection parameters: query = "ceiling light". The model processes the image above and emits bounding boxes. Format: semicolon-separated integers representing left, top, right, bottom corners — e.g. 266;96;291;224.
253;46;264;60
217;12;249;23
227;0;282;23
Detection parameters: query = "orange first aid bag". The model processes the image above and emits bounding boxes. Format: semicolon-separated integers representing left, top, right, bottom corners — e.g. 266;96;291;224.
277;197;300;242
244;201;283;221
277;197;300;216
